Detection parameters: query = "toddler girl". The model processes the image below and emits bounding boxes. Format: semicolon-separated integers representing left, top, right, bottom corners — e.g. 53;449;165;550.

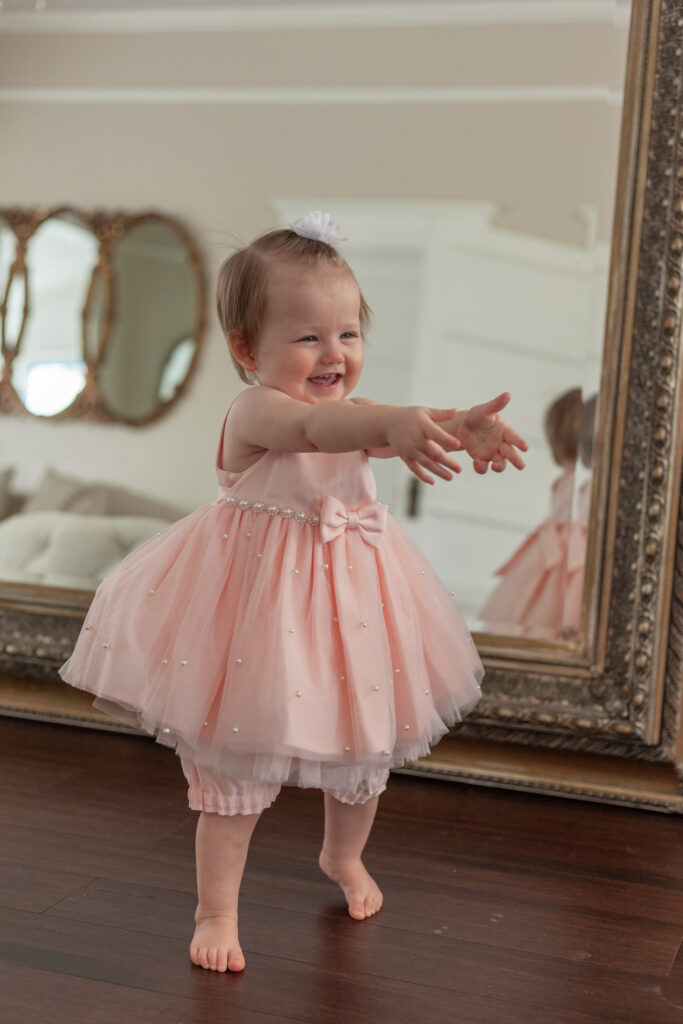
479;387;592;638
60;211;527;974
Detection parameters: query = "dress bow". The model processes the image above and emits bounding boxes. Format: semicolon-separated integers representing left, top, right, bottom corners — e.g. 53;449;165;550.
319;497;388;548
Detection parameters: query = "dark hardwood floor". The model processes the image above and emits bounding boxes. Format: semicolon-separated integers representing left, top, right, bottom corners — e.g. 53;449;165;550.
0;715;681;1024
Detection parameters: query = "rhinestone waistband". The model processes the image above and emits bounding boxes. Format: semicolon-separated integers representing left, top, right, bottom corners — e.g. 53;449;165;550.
223;495;320;526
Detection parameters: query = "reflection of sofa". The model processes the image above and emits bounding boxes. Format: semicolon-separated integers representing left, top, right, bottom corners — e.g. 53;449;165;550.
0;466;186;590
0;510;171;589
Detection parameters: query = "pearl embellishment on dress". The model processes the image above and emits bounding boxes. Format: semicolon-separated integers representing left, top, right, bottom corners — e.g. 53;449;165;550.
148;589;155;594
222;533;228;539
84;624;92;630
361;621;368;628
344;746;351;752
372;685;380;691
162;727;171;734
224;495;320;527
181;660;188;665
295;690;303;697
235;657;243;663
232;726;239;732
102;642;110;648
289;627;295;634
162;659;168;665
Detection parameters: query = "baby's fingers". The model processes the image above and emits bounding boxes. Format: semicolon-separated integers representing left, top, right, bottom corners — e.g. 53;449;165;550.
476;392;510;417
404;457;435;485
428;421;464;453
504;427;529;453
500;441;526;470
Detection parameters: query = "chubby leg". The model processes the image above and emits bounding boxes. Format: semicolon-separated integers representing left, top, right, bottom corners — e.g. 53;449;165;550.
181;759;280;973
190;808;261;972
319;773;387;920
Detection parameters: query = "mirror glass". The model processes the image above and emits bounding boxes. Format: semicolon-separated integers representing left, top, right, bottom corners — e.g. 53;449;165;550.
10;213;96;416
0;8;631;622
340;9;632;642
97;218;198;421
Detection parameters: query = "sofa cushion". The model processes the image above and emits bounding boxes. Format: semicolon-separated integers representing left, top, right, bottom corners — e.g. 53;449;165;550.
23;467;185;521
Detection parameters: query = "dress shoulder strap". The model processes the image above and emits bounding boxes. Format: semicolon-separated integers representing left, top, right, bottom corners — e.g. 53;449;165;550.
215;394;243;471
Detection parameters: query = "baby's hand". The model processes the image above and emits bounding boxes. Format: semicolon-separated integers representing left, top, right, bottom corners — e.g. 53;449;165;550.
457;393;528;474
387;406;464;485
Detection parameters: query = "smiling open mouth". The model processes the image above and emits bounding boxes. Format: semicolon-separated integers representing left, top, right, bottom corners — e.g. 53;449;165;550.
308;374;342;387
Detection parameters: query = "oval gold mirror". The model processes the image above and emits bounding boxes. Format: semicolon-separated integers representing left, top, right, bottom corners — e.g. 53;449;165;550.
0;208;206;424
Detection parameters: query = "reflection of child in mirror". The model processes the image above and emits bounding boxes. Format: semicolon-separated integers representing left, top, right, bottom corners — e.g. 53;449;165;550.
59;212;528;974
480;387;595;640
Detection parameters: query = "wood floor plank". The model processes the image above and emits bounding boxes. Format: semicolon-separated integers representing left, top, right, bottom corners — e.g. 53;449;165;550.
0;905;615;1024
0;716;680;1024
0;857;97;914
0;962;302;1024
40;876;683;1024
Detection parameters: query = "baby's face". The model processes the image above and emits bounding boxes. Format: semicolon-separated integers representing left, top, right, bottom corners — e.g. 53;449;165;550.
249;261;364;404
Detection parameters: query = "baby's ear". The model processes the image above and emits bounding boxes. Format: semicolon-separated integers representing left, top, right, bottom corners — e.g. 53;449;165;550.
228;330;257;372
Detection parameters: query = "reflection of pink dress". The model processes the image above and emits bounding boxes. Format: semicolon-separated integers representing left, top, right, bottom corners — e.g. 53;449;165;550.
60;409;483;792
479;470;590;640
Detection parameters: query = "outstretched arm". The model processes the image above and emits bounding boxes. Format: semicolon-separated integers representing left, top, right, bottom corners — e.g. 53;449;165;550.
227;387;463;484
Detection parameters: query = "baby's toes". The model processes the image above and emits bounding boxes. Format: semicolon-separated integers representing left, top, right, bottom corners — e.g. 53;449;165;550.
228;946;246;972
214;947;229;973
365;894;382;917
348;894;367;920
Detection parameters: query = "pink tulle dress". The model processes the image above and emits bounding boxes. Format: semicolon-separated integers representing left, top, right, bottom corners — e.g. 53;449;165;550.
59;408;484;793
479;469;590;640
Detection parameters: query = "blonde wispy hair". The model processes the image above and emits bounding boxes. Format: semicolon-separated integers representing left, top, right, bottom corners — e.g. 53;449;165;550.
216;228;371;384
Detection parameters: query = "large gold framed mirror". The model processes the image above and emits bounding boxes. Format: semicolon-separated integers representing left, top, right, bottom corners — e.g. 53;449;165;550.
0;0;681;813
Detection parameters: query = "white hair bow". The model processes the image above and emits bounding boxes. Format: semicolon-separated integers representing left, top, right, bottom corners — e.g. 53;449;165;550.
291;211;347;244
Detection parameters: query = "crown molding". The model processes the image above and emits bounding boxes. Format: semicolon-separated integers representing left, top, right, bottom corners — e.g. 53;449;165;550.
0;85;624;106
0;1;632;34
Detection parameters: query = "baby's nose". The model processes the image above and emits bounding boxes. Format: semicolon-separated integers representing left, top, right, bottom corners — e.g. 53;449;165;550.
321;341;343;363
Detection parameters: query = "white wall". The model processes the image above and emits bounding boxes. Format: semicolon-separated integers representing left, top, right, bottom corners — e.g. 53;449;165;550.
0;8;629;515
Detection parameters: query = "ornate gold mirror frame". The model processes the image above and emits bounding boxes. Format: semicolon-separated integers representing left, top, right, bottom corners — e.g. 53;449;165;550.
0;206;206;424
0;0;682;812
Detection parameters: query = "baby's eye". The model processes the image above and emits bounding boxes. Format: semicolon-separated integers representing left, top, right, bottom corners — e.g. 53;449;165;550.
295;335;317;343
340;331;359;340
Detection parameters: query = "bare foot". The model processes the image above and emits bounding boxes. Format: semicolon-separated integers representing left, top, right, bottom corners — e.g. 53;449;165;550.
190;911;245;972
319;851;383;920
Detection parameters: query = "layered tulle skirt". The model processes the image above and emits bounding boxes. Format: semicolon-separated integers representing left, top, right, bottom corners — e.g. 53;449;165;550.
60;498;483;791
479;519;587;640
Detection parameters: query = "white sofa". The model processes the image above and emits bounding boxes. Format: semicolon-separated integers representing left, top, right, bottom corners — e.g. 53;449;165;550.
0;510;171;590
0;466;184;590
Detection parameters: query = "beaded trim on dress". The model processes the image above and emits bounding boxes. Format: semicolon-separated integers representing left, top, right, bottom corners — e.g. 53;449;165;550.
223;495;320;526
